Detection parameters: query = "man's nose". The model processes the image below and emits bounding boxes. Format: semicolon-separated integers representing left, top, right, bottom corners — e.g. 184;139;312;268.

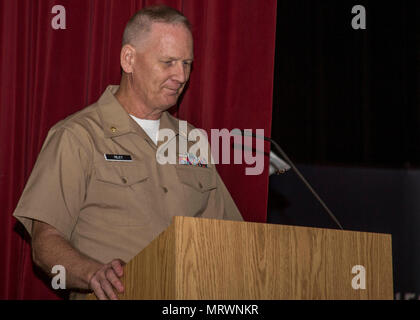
172;61;188;84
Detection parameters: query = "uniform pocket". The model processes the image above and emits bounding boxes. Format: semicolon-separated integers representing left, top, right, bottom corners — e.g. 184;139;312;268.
175;165;217;192
90;163;152;226
174;165;217;216
95;163;148;186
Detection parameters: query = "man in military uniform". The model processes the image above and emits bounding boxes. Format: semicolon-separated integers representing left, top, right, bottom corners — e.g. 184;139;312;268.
13;5;242;300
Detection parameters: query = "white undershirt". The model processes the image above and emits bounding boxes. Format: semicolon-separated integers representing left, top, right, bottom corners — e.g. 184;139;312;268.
130;115;160;145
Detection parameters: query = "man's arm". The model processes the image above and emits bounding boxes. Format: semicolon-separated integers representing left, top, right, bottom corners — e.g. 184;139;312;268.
31;220;125;300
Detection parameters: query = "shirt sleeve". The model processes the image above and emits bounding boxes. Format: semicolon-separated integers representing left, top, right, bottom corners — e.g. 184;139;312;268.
13;125;91;240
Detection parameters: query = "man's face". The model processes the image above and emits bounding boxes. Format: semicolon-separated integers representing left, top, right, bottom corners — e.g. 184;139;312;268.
131;22;194;111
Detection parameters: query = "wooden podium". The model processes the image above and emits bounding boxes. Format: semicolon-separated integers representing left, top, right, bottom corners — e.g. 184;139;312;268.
87;216;393;300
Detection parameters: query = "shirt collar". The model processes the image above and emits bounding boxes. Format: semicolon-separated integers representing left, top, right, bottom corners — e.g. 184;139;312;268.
97;85;182;139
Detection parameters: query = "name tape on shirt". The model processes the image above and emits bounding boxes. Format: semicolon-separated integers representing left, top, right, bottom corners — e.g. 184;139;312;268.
104;154;133;162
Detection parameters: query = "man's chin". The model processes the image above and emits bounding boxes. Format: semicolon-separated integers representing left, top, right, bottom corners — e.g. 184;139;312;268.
157;99;178;111
164;95;180;106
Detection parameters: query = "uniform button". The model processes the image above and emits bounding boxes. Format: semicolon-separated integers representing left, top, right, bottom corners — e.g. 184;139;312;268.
121;177;127;184
110;127;117;133
162;187;168;193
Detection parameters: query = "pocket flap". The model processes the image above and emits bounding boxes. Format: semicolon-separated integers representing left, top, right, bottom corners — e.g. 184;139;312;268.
95;164;148;186
176;166;217;192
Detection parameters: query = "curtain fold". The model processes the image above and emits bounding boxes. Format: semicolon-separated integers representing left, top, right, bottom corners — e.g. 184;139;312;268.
0;0;276;299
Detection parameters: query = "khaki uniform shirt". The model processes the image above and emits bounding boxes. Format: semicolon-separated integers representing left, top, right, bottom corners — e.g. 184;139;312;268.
13;85;243;267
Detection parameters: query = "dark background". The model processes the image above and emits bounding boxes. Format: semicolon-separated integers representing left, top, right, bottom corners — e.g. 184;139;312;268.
269;0;420;299
272;0;419;168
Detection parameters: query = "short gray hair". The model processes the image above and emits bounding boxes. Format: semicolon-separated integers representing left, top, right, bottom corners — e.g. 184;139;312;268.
122;5;192;47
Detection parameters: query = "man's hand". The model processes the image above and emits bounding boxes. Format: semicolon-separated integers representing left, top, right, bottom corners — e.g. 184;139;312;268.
88;259;126;300
31;221;126;300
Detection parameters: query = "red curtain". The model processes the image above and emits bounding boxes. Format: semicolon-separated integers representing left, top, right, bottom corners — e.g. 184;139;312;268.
0;0;276;299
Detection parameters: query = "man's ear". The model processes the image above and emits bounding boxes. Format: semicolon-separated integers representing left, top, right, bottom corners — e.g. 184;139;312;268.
120;44;136;73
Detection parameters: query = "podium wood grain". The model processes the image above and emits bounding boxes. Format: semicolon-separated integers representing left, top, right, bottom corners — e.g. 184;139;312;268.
87;216;393;300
